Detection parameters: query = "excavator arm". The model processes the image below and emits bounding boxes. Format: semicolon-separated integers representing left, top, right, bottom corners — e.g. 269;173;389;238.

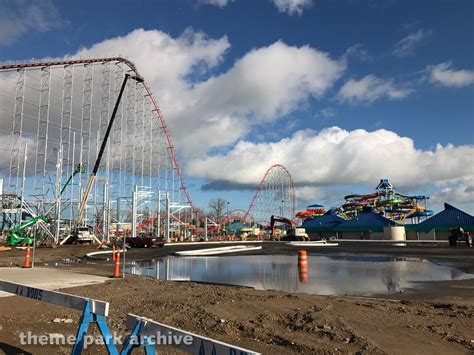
270;215;294;239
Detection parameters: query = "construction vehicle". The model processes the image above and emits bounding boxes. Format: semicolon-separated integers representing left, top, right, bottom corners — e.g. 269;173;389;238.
4;163;85;246
60;163;86;195
74;226;95;243
449;227;473;247
270;215;309;241
6;215;49;246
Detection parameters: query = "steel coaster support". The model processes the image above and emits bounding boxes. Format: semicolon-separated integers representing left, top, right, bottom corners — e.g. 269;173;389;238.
143;84;201;221
54;148;63;243
80;64;93;189
134;83;144;187
124;78;136;191
71;300;118;355
19;199;56;240
60;64;74;191
142;94;152;189
75;73;141;227
118;66;127;199
8;68;25;195
110;64;124;203
99;62;111;182
1;58;200;236
94;63;112;236
120;320;154;355
34;66;51;199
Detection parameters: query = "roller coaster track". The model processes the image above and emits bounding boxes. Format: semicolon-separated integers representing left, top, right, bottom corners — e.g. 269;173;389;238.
0;57;204;222
243;164;296;226
1;57;295;238
0;57;138;73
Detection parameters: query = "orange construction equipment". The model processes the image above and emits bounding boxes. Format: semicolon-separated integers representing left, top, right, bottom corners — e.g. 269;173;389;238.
23;244;31;268
298;250;308;283
270;215;294;239
114;249;121;278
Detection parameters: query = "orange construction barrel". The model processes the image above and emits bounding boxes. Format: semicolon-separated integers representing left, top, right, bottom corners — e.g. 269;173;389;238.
114;249;121;278
298;250;308;283
23;244;31;268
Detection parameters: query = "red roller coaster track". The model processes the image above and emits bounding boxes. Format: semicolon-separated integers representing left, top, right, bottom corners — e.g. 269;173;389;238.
1;58;296;233
243;164;296;225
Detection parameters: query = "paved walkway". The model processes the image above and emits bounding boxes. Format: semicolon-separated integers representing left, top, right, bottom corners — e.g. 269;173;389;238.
0;267;110;297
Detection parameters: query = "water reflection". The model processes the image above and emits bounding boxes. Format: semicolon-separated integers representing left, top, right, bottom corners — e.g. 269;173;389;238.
126;254;473;296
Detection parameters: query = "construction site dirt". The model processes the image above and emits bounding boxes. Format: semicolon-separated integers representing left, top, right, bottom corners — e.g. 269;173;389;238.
0;243;473;354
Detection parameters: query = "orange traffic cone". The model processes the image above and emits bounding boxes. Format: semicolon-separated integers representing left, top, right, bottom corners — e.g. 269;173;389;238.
298;250;308;283
23;244;31;268
113;249;121;278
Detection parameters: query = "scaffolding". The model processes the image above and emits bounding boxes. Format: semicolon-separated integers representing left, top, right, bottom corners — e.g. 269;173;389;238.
0;58;193;243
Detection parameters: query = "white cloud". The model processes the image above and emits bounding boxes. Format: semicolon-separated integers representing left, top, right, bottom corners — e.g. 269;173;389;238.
337;75;411;103
294;186;331;202
72;30;345;157
191;41;344;119
344;43;372;62
427;62;474;88
318;107;336;119
0;0;60;45
431;177;474;205
74;28;230;95
294;185;355;210
198;0;230;8
393;29;432;58
187;127;474;190
272;0;313;15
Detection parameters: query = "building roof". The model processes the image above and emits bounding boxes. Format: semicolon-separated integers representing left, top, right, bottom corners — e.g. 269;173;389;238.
301;209;344;232
335;207;396;232
226;220;249;233
411;203;474;232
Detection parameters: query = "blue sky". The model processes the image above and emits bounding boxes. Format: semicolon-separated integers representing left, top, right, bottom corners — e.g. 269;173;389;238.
1;0;473;214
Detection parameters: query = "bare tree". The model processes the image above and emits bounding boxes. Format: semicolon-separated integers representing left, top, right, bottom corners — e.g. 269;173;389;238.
190;207;205;227
208;198;227;223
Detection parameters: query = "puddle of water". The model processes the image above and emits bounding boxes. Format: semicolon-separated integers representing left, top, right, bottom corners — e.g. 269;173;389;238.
126;254;474;296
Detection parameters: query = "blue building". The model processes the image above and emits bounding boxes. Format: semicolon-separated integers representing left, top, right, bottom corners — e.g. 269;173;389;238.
405;203;474;241
301;209;344;240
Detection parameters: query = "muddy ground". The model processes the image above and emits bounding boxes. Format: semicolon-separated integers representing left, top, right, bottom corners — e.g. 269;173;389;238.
0;242;473;354
0;276;473;354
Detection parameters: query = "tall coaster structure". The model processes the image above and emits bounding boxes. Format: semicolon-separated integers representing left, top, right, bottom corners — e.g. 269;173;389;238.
244;164;296;227
0;58;193;242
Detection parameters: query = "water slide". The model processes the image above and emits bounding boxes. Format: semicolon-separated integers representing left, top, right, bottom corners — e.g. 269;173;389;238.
394;192;430;200
343;193;379;201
